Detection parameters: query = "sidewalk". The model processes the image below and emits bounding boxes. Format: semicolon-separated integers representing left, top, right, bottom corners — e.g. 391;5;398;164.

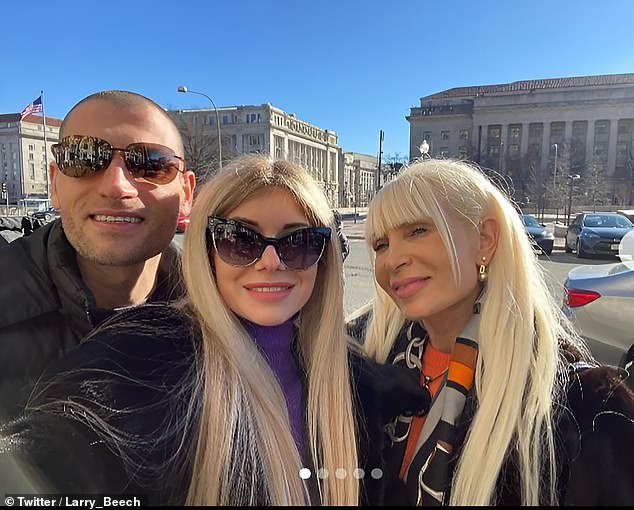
342;220;366;240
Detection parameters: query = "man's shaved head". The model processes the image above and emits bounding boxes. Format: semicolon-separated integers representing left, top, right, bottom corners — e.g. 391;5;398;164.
60;90;184;155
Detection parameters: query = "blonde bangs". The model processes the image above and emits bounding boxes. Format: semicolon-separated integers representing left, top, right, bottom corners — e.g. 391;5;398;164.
366;165;464;283
366;172;438;245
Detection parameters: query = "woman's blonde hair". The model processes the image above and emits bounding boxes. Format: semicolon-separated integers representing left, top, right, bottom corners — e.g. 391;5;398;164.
181;155;358;505
362;158;587;505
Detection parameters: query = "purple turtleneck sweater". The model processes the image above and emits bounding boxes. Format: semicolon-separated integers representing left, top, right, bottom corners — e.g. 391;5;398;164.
240;317;306;456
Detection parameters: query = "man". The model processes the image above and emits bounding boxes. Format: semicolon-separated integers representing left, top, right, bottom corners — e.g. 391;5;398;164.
333;209;350;262
0;91;196;420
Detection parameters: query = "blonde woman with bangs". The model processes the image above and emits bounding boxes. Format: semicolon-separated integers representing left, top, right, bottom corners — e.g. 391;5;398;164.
348;158;634;505
0;155;425;505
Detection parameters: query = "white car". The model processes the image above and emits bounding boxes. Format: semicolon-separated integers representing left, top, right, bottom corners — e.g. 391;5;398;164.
563;262;634;379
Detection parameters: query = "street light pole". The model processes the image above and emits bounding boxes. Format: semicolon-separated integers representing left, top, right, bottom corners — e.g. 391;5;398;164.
499;140;504;174
177;85;223;169
552;143;558;223
376;129;384;193
566;174;580;225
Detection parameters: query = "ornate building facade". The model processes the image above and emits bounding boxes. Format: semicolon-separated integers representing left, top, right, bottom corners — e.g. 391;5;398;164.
408;74;634;207
170;104;341;206
338;151;378;208
0;114;60;207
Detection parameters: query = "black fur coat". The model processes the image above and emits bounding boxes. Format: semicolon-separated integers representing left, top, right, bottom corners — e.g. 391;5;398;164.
348;313;634;505
0;304;426;505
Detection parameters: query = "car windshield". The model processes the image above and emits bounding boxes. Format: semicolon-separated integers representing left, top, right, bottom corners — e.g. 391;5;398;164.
583;215;633;228
522;215;540;227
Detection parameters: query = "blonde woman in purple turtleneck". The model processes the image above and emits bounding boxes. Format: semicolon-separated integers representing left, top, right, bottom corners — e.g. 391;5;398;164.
0;155;426;505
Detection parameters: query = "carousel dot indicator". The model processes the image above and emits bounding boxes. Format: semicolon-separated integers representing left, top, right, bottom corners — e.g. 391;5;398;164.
370;468;383;479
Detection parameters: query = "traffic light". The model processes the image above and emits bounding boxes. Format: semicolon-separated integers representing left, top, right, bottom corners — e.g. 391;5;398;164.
1;182;6;194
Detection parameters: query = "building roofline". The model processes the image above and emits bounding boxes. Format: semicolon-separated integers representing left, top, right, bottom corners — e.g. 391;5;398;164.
422;73;634;101
0;113;62;126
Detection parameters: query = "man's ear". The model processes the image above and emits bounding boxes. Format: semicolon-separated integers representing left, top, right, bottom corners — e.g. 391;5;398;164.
477;216;499;264
180;170;196;216
49;162;60;209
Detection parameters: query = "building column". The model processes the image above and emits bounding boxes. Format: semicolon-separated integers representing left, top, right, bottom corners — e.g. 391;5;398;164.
607;119;619;175
585;120;595;166
499;124;508;174
564;121;573;146
519;123;529;157
540;122;552;175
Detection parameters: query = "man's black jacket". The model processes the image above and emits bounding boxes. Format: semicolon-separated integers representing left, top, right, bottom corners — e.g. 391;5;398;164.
0;220;184;420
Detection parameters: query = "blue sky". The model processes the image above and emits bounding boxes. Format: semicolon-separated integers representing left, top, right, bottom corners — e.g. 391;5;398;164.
3;0;633;158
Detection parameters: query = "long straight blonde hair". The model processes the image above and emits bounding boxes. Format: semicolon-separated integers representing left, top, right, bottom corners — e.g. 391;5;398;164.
181;155;359;505
362;159;587;505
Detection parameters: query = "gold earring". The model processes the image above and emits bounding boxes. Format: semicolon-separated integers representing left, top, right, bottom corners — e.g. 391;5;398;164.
478;257;488;282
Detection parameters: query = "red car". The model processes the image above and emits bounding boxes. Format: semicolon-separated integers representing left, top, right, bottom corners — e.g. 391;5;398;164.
176;214;190;233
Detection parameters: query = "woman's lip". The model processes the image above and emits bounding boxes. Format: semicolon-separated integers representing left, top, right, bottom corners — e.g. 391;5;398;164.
392;277;429;299
244;284;295;301
243;283;294;290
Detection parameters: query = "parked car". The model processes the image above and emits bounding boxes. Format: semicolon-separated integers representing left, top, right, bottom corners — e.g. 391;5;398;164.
617;209;634;223
564;212;634;258
31;207;60;222
563;261;634;380
176;213;190;233
521;214;554;255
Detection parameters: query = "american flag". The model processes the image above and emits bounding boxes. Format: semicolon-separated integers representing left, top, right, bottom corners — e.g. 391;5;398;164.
20;95;43;120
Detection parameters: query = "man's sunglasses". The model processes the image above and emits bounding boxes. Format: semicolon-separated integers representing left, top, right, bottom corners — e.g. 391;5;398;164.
207;217;331;271
51;135;185;185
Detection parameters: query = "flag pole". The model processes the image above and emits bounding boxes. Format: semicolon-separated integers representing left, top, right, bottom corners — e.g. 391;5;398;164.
40;90;50;206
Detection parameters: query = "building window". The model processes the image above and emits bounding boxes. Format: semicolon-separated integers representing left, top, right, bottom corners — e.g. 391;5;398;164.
488;126;501;139
458;146;468;159
222;115;229;125
594;120;609;136
243;134;263;151
529;123;543;139
616;142;628;157
509;125;521;139
509;144;520;157
28;144;34;151
441;130;450;140
550;122;564;136
274;135;284;158
209;115;216;125
618;119;633;135
594;142;607;156
572;120;587;137
459;129;469;140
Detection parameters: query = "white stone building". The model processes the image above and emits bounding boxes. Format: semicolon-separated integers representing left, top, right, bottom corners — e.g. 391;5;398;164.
0;113;60;206
407;74;634;207
170;104;341;206
338;151;378;208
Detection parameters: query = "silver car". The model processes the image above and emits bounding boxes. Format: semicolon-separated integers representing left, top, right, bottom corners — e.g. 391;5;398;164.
563;262;634;375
